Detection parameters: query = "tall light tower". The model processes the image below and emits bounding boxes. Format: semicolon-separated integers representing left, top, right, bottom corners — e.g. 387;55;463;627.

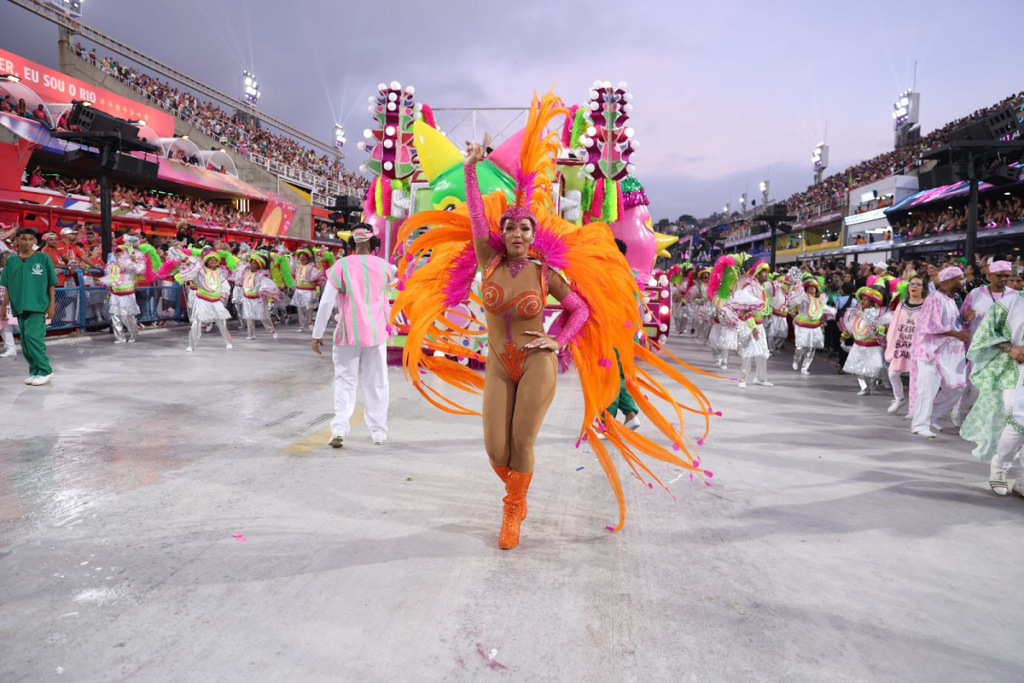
333;124;346;159
242;71;260;107
812;142;828;185
893;88;921;148
759;180;770;207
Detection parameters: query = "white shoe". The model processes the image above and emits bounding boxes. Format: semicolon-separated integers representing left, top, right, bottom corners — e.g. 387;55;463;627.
792;362;799;371
624;416;641;431
737;381;747;389
371;431;387;445
887;398;906;415
912;428;937;438
990;467;1009;496
127;338;136;343
857;388;870;396
31;373;52;386
752;379;774;387
225;343;233;350
329;433;344;448
185;346;193;353
800;369;810;375
245;335;254;340
113;339;126;344
24;376;35;385
0;348;15;358
205;325;213;333
296;328;306;333
931;423;943;432
272;332;279;339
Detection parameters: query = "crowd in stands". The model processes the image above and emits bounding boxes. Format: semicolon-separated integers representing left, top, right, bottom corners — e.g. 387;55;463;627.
73;45;370;199
889;194;1024;240
0;93;48;122
24;167;259;232
782;89;1024;219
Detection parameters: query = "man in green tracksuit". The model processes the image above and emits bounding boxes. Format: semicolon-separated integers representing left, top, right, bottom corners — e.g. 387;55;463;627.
0;228;57;386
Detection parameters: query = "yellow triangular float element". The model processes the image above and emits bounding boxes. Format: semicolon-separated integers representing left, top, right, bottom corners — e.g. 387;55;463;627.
412;120;464;182
655;232;679;259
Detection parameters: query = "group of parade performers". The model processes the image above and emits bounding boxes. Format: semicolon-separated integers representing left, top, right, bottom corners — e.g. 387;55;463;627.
671;255;1024;499
95;234;336;351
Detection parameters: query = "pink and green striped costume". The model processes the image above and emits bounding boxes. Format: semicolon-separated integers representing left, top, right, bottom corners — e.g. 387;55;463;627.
326;254;397;347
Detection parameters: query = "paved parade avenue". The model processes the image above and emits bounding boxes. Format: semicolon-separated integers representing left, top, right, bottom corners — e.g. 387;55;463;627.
0;327;1019;682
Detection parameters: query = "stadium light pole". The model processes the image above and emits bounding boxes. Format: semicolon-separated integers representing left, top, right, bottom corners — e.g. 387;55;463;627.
242;71;260;107
334;124;346;158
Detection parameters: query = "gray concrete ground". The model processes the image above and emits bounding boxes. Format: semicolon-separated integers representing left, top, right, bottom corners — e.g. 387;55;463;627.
0;326;1018;682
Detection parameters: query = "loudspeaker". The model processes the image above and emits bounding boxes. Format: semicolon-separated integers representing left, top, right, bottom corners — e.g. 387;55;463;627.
332;194;362;211
982;164;1023;187
919;165;957;189
114;153;159;180
768;203;789;217
67;103;142;143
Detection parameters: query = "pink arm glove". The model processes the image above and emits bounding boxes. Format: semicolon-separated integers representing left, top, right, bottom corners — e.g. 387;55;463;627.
556;291;590;348
464;164;489;240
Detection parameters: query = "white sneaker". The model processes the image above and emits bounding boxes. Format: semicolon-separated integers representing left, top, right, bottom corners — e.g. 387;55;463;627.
225;343;233;350
185;346;193;353
329;433;344;448
792;361;799;371
737;381;747;389
113;339;126;344
624;416;641;431
371;431;387;445
752;379;774;387
31;373;52;386
24;376;35;385
912;428;937;438
990;466;1009;496
127;338;136;343
205;324;213;333
800;369;810;375
0;348;15;358
857;388;870;396
296;328;306;333
245;335;254;340
887;398;906;415
272;332;279;339
931;423;944;432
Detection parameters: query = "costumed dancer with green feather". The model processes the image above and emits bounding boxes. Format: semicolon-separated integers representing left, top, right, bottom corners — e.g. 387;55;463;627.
100;235;147;343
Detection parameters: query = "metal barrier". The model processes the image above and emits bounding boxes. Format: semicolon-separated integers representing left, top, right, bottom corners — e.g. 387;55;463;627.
36;269;187;336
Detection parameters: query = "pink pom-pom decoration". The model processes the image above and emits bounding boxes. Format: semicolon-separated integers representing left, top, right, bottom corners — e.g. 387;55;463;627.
672;443;680;451
705;481;712;487
714;411;722;417
705;471;714;478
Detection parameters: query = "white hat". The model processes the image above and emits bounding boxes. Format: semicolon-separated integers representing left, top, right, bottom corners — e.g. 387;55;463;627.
872;261;888;270
60;227;78;235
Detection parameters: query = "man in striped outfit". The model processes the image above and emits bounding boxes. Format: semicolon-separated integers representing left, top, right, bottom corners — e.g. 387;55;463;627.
311;225;397;448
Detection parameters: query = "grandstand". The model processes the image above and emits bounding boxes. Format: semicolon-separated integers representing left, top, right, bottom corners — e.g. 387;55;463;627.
702;89;1024;265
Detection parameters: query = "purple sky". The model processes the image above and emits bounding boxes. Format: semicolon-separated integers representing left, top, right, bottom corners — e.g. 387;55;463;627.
2;0;1020;221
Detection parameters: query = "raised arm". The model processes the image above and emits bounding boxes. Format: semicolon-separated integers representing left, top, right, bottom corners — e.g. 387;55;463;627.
464;142;497;268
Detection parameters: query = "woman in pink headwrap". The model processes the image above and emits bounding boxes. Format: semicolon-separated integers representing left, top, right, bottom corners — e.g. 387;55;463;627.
909;266;972;438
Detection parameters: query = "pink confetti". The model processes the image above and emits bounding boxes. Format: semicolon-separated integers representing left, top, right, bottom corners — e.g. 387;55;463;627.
729;378;738;382
647;483;653;489
232;533;247;542
705;471;714;478
689;473;694;481
705;481;712;487
606;525;615;531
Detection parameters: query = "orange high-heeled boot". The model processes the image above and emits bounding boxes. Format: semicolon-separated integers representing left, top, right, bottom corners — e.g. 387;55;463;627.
492;465;527;520
498;469;533;549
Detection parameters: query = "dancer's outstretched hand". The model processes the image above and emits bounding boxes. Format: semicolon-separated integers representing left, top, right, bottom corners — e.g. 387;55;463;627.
524;330;560;352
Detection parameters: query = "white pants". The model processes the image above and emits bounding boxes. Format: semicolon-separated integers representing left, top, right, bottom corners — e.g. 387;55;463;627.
332;344;389;437
189;317;231;349
794;347;815;372
1;325;14;353
741;356;767;383
911;359;964;433
992;426;1024;475
889;368;905;402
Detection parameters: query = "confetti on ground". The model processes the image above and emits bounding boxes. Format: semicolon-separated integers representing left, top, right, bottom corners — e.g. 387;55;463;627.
575;467;584;471
668;473;685;484
231;534;247;542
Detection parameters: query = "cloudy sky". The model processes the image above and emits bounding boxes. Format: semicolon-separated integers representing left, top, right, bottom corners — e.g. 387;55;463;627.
2;0;1019;221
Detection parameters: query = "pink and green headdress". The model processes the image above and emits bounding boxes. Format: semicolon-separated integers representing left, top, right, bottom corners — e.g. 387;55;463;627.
740;255;768;277
856;286;884;306
707;254;740;302
200;247;221;266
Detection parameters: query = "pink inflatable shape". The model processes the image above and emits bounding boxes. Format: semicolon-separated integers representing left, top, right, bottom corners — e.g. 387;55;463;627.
487;129;524;177
610;203;657;281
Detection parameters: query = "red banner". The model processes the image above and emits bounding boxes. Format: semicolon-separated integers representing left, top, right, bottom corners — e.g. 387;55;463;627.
0;48;174;137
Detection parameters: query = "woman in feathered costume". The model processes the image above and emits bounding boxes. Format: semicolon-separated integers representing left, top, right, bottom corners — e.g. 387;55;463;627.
392;93;714;550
